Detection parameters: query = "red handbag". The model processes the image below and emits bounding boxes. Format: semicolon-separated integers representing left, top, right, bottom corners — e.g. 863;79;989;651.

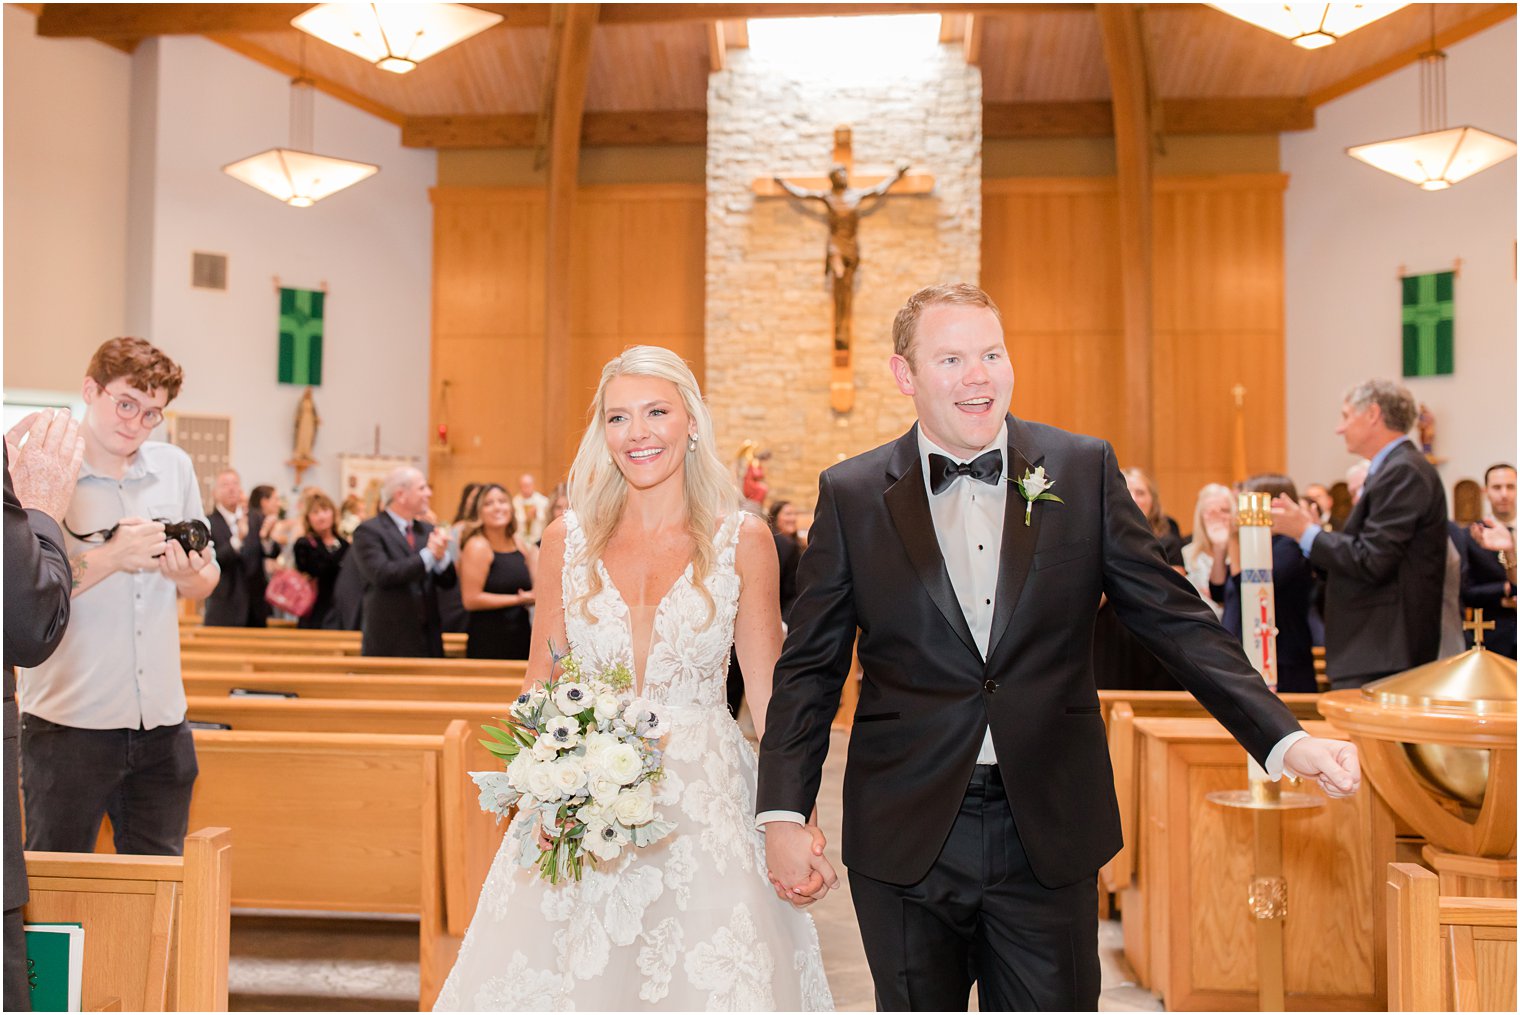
266;567;317;618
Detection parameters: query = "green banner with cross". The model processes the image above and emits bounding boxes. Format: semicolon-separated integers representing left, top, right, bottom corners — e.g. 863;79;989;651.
278;287;324;386
1400;270;1454;377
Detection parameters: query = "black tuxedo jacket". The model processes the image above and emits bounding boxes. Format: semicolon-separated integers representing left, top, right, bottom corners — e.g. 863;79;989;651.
204;510;266;627
4;448;73;907
1309;440;1447;680
758;417;1302;888
1458;522;1517;658
351;513;457;657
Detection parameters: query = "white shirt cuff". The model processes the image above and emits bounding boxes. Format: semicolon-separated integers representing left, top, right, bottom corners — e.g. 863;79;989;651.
1265;730;1311;780
756;810;806;829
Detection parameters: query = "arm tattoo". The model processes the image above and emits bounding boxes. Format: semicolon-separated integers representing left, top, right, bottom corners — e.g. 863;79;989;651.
70;553;87;591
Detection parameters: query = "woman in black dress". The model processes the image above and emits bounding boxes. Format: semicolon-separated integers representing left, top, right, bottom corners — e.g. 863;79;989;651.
292;490;349;629
459;484;539;660
245;484;285;627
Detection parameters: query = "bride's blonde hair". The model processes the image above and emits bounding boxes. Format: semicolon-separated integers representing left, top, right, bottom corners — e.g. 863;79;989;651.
567;346;738;625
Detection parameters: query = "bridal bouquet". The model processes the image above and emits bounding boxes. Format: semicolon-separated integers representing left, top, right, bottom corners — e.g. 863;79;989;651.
471;648;675;885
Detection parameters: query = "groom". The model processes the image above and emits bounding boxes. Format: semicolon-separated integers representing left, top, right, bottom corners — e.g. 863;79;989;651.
757;283;1360;1011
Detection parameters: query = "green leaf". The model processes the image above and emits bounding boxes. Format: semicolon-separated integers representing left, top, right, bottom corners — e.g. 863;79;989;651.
1038;492;1064;504
481;725;518;745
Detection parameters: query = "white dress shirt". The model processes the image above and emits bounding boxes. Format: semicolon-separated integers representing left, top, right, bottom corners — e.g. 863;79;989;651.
216;504;243;551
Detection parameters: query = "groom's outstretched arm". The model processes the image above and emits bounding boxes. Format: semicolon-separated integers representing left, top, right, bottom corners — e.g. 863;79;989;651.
758;469;860;819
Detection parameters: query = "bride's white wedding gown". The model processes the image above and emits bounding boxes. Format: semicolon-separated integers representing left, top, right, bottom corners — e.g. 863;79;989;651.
435;511;833;1011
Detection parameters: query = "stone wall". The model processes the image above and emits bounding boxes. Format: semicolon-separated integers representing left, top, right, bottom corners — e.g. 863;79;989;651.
705;43;981;512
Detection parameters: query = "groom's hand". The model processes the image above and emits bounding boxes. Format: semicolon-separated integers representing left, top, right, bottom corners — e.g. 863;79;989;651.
764;821;839;907
1283;736;1361;798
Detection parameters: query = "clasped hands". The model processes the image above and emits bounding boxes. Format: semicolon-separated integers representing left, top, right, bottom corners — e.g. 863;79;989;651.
764;821;839;909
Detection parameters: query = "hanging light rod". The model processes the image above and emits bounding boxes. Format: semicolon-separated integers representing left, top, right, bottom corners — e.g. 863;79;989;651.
1208;3;1408;49
291;3;504;74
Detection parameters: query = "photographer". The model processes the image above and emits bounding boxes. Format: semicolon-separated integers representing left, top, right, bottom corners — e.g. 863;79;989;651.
20;338;218;857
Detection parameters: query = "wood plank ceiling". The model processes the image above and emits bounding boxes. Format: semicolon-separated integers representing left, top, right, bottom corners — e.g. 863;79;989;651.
27;2;1518;146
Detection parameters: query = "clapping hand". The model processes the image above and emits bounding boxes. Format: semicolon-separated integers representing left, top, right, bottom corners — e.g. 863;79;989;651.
1270;493;1315;541
764;821;839;908
5;409;85;523
1470;518;1515;555
1283;737;1361;798
426;527;449;558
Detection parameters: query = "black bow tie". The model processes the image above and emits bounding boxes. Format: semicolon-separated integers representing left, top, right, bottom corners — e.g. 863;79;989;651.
928;450;1004;495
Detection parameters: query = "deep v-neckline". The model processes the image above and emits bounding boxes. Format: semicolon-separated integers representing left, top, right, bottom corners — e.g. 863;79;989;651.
596;559;693;694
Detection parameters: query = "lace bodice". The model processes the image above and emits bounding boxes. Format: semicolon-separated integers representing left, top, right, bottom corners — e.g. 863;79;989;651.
561;510;744;709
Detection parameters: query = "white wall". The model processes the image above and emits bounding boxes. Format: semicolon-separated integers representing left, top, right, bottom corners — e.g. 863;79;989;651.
1283;19;1517;497
4;19;435;502
138;35;435;499
3;5;132;389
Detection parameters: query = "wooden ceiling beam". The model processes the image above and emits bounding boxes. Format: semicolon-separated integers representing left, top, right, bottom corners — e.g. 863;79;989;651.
984;98;1314;138
596;3;1086;23
1097;2;1156;472
403;110;707;148
1308;4;1517;108
542;3;599;484
36;4;314;38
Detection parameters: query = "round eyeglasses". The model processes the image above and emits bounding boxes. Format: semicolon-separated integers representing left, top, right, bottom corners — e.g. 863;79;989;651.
99;388;165;428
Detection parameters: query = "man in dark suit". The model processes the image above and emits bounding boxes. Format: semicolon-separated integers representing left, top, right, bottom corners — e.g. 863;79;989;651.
4;410;84;1011
1459;463;1517;658
757;283;1360;1011
203;468;264;626
351;467;456;657
1273;379;1449;687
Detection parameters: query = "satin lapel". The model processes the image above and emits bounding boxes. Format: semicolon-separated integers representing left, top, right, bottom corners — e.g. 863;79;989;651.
987;418;1045;661
883;434;981;661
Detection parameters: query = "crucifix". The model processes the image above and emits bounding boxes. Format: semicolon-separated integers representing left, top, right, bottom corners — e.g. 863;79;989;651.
1464;608;1496;649
755;126;933;413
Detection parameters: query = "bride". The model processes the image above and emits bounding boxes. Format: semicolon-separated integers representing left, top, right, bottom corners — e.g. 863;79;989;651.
435;346;834;1011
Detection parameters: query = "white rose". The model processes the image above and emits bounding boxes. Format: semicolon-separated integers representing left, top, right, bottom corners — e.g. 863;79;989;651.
552;682;595;715
1020;465;1054;499
531;736;560;761
600;743;644;785
506;752;535;794
551;757;587;797
612;784;655;827
525;760;558;801
586;771;622;806
593;693;622;723
582;731;614;759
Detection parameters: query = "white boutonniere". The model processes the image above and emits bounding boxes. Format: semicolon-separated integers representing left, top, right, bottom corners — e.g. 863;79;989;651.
1015;466;1063;526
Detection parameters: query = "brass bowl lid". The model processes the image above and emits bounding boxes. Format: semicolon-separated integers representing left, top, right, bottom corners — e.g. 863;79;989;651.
1364;646;1517;715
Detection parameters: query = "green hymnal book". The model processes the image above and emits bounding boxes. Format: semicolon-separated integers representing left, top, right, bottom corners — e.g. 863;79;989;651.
24;923;83;1012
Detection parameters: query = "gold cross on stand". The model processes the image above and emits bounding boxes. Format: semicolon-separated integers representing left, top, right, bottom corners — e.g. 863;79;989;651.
1464;609;1497;649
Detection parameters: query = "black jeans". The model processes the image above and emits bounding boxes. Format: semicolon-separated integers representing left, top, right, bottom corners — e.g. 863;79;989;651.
850;765;1100;1011
20;717;198;856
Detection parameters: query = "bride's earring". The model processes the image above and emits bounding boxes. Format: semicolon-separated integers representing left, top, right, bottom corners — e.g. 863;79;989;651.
687;433;698;453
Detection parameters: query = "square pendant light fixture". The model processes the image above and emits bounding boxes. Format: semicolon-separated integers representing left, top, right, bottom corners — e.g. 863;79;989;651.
1208;4;1408;49
222;79;379;207
291;3;504;74
1347;38;1516;190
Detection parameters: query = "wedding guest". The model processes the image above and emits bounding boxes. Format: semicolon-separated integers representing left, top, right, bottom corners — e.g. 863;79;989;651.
438;483;483;635
545;483;570;532
1459;464;1517;657
203;468;265;627
243;484;284;627
1123;467;1185;565
459;484;537;660
338;494;365;540
768;499;806;624
512;473;550;546
352;467;456;657
1303;482;1334;530
1273;379;1447;689
1093;468;1186;692
21;337;218;858
4;410;82;1012
1209;474;1317;693
1181;483;1234;619
293;490;348;630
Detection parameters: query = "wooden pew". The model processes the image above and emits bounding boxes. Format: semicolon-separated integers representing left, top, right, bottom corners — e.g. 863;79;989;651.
179;652;523;678
179;628;469;658
1387;863;1517;1012
184;695;517;738
183;670;524;702
25;827;232;1011
177;724;501;1010
1098;691;1323;898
